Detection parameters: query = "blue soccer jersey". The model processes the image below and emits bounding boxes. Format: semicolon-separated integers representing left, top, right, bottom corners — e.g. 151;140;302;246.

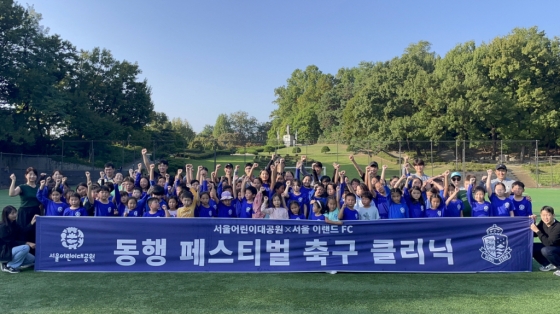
143;210;166;217
489;195;514;217
238;198;254;219
217;202;237;218
445;199;464;217
510;196;532;217
341;207;360;220
196;200;217;217
388;202;409;219
94;200;116;217
63;207;88;217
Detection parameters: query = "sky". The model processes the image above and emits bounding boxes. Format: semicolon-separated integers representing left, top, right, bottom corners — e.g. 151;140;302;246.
24;0;560;132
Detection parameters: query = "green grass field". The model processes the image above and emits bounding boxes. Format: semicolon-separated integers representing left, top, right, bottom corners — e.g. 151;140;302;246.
0;188;559;313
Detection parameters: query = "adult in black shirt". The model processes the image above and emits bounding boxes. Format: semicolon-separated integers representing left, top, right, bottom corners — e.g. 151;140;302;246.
530;206;560;276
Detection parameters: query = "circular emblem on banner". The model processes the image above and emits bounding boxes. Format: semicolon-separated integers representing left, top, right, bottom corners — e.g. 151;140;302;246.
61;227;84;250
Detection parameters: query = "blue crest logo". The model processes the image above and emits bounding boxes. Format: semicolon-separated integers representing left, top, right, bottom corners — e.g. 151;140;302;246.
480;224;512;265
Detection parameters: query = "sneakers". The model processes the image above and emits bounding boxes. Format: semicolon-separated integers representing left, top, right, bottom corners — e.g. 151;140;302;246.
539;264;557;272
1;265;20;274
0;263;5;271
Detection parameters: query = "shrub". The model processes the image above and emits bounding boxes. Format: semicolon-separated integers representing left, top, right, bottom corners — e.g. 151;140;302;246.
321;146;331;154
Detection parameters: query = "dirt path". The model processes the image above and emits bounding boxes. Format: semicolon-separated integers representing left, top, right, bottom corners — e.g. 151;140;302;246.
507;165;537;188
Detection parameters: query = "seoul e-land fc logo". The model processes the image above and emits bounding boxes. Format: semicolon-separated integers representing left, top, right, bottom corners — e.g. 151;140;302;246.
480;224;512;265
61;227;85;250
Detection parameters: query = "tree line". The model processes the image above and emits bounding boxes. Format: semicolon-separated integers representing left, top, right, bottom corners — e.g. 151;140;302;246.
0;1;196;158
268;27;560;157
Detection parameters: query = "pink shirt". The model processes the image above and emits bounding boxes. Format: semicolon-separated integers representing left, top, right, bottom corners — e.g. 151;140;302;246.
261;207;289;220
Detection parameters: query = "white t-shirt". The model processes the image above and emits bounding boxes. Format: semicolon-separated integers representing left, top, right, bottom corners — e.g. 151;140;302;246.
356;203;380;220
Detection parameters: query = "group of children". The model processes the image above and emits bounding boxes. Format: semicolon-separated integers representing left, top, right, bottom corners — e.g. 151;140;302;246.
34;150;533;222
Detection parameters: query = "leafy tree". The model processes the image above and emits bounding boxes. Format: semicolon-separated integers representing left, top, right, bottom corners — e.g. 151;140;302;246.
170;118;196;143
199;124;214;137
213;114;232;138
263;146;275;154
292;147;301;154
321;146;330;154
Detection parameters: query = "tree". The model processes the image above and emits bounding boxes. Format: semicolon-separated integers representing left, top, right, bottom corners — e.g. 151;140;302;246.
321;146;331;154
229;111;259;143
263;146;275;154
292;147;301;154
170;118;196;143
213;114;232;138
199;124;214;137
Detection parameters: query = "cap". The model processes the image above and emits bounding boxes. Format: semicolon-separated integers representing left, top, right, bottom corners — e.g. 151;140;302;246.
496;164;507;171
369;161;379;168
225;163;233;168
450;172;462;179
220;191;233;200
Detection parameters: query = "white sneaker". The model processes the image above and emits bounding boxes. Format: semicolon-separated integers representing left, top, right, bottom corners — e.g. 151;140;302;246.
20;263;34;270
553;270;560;277
539;264;557;271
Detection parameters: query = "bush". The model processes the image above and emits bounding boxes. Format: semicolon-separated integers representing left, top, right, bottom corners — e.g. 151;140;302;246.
263;146;275;154
321;146;331;154
292;147;301;154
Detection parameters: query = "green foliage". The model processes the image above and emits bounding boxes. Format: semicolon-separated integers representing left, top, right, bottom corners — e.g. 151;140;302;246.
321;146;331;154
263;146;275;153
0;1;197;159
269;28;560;152
292;147;301;154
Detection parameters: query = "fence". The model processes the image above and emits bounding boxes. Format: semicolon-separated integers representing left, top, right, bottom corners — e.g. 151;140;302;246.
1;139;557;188
296;139;548;188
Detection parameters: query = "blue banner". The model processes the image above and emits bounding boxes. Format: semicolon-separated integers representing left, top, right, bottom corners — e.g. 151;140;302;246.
35;217;533;273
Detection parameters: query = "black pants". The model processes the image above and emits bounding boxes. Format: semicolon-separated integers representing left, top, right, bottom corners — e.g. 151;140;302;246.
533;243;560;267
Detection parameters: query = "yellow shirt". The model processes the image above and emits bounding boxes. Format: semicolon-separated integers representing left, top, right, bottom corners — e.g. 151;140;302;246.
177;203;196;218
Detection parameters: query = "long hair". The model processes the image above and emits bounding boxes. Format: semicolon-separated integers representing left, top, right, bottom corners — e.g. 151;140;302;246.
1;206;17;228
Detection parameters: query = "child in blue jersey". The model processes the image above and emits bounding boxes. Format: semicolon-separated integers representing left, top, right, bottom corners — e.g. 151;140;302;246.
425;194;445;218
486;169;514;217
85;172;118;217
356;191;379;220
467;178;491;217
288;200;306;220
373;181;390;219
238;179;257;219
338;193;360;221
143;197;169;217
308;185;327;219
114;183;129;216
311;200;326;221
404;184;425;218
283;179;309;218
388;188;409;219
63;193;88;217
445;186;463;217
123;197;144;217
37;178;66;216
510;181;532;217
215;190;237;218
196;191;217;217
